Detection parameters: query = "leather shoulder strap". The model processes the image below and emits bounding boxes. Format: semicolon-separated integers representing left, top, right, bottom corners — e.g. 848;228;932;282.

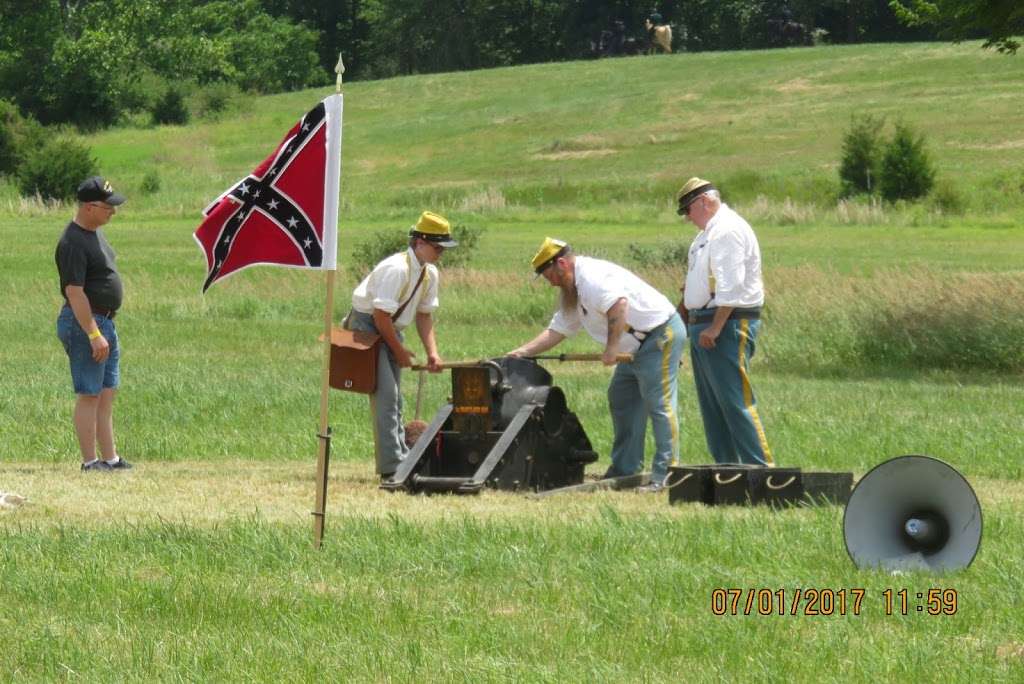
392;265;427;321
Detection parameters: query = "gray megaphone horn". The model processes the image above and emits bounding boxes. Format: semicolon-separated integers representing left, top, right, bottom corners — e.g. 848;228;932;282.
843;455;982;572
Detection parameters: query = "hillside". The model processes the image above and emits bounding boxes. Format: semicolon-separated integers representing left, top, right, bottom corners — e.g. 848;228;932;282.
3;41;1022;222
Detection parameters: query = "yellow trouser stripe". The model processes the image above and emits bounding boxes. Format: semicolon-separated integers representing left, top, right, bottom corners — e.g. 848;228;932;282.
738;319;773;465
660;323;679;464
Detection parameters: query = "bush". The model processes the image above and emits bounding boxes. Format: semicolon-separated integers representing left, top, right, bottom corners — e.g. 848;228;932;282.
350;224;483;276
350;231;408;276
151;87;190;126
441;224;483;268
0;99;45;176
839;114;884;197
16;135;97;202
880;121;936;202
140;170;161;195
0;102;18;176
626;241;688;269
195;81;239;119
927;179;966;215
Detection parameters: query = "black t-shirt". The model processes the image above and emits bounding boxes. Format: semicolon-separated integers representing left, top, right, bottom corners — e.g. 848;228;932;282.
55;221;123;311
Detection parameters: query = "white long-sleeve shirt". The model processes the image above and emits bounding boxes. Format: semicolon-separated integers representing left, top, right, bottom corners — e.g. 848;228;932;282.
683;204;765;310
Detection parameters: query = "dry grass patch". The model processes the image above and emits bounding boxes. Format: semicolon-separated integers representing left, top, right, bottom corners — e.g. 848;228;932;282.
532;149;616;161
2;460;1018;530
458;187;508;212
949;139;1024;151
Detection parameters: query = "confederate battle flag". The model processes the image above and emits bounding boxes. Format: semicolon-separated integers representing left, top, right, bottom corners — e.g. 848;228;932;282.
194;95;342;292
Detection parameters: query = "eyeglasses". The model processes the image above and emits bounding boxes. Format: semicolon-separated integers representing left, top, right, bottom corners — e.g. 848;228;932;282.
89;202;116;211
677;195;703;216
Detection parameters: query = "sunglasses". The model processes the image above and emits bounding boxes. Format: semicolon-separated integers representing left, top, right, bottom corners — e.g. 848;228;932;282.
677;195;703;216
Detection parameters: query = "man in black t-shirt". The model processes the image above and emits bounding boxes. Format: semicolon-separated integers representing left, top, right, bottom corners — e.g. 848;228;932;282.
55;176;133;472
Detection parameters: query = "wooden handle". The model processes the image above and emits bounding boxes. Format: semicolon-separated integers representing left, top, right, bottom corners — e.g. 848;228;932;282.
414;370;426;420
410;360;488;371
555;353;634;363
410;353;634;371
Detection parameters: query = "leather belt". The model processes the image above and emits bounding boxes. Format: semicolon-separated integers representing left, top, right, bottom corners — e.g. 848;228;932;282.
627;315;673;343
90;305;117;319
688;307;760;325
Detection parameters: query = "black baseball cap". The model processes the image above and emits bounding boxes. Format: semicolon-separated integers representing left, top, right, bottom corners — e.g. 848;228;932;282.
76;176;126;206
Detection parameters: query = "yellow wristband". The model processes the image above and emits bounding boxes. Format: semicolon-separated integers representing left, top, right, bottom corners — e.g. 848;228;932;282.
88;329;102;340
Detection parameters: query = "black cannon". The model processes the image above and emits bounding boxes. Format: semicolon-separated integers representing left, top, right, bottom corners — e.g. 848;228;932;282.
381;357;598;494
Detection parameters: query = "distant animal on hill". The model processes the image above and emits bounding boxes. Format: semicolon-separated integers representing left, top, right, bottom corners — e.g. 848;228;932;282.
645;15;673;54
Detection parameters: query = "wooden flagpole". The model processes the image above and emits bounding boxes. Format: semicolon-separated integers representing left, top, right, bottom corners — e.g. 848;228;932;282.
312;54;347;549
312;268;335;548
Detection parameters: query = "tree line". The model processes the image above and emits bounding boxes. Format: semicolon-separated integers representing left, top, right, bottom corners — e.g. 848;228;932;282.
0;0;1015;130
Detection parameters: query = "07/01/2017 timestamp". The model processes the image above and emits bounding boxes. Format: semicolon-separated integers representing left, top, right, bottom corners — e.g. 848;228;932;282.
710;588;959;616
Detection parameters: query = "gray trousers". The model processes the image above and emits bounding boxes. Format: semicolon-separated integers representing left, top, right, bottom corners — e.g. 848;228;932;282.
344;310;407;474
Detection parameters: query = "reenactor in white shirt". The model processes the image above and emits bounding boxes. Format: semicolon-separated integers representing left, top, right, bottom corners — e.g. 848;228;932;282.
676;178;773;466
509;238;687;491
345;211;455;479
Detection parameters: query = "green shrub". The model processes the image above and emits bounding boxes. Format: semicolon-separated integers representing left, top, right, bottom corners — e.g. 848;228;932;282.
350;224;483;276
349;231;409;276
0;102;17;176
879;121;935;202
195;81;240;119
140;170;161;195
441;224;483;268
151;87;190;126
927;179;966;215
0;99;45;176
117;70;167;116
16;134;97;202
626;241;688;269
839;114;884;197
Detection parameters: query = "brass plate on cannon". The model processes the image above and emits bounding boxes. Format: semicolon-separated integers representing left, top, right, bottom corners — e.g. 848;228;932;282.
452;367;491;416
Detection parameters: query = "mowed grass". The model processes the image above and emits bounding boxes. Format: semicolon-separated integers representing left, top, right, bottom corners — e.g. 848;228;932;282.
2;42;1024;680
2;461;1024;681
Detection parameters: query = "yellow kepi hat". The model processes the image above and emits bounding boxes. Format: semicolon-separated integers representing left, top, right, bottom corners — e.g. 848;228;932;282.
676;177;715;215
531;237;568;274
410;210;457;247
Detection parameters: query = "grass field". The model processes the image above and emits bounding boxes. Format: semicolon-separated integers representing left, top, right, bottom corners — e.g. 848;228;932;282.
2;42;1023;680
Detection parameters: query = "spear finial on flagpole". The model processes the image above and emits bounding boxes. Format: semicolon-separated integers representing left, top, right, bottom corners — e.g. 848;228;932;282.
335;53;345;93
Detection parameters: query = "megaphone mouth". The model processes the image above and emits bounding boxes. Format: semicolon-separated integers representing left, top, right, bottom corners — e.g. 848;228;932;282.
900;510;950;554
843;455;982;572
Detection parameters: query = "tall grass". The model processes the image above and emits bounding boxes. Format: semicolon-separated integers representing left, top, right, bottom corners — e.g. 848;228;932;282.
761;267;1024;374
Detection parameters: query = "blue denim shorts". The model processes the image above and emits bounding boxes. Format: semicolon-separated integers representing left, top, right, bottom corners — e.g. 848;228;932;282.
56;305;120;395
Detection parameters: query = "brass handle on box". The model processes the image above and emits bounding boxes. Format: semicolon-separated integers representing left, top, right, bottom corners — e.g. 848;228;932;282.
666;473;693;490
766;475;797;491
